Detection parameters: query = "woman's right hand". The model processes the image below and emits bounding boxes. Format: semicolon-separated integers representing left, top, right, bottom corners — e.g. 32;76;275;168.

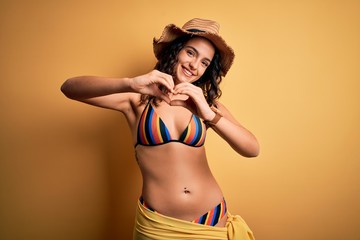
131;70;174;103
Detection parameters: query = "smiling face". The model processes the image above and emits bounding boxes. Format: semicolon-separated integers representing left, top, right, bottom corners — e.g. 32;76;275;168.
174;37;215;84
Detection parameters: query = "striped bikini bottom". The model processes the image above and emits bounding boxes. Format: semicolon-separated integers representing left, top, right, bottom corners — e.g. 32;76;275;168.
139;196;227;227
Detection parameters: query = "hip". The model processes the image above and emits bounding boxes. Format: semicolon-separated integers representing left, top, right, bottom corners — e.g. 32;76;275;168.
141;179;225;223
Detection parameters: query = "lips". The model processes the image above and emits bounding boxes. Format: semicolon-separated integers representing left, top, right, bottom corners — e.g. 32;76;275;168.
181;66;195;77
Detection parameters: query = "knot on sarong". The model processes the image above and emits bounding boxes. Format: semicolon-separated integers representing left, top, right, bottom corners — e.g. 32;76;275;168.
226;214;255;240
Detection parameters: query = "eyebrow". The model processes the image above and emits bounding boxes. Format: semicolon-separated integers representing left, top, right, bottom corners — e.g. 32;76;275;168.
184;46;212;63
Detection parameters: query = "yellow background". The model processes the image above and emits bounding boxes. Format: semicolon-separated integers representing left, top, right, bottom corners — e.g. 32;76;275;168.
1;0;359;239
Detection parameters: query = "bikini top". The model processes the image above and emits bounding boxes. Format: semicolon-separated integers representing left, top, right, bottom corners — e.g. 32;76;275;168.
135;102;206;147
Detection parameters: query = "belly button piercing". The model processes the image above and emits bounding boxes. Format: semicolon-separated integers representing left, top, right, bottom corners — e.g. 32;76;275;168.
184;187;190;194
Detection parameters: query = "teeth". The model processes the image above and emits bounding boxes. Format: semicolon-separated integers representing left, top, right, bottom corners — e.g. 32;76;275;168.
183;67;192;77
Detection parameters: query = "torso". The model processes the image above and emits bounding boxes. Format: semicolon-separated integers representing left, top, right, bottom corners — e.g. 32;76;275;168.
127;95;226;227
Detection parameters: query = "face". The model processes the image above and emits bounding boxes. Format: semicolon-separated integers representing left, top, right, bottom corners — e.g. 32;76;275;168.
174;37;215;84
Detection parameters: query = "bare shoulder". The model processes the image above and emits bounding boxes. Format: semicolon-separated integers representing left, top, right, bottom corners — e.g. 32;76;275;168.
125;93;144;116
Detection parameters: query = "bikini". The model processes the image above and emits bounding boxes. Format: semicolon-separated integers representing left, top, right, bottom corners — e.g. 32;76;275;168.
136;101;227;226
139;196;227;227
135;101;206;147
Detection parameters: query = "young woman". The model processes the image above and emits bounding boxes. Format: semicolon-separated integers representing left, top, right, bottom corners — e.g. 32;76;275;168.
61;18;259;240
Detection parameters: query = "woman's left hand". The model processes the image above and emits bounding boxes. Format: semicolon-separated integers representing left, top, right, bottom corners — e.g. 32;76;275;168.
171;83;260;157
169;82;215;121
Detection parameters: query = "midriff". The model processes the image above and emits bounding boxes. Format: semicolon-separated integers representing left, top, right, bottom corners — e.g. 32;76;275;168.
135;142;224;222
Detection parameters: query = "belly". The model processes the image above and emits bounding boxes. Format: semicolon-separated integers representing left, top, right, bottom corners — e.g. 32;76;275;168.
135;143;224;221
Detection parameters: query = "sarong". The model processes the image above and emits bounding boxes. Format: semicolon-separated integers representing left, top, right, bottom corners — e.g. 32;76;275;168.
133;200;255;240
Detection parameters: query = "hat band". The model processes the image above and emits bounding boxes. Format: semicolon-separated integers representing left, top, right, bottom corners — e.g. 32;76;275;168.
187;29;205;33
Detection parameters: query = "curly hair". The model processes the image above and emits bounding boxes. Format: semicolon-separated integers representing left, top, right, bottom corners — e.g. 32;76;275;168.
140;35;223;107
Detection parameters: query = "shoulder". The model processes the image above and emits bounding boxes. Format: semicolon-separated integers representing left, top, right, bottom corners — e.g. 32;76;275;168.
120;92;143;114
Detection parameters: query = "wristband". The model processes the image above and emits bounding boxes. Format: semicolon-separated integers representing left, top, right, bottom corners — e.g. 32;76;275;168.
204;106;223;127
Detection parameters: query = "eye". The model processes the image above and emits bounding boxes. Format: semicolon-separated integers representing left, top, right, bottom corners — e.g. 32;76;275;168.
186;50;195;57
202;61;210;67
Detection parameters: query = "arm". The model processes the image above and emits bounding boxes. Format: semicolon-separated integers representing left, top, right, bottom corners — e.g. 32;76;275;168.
61;75;137;112
208;102;260;158
61;76;133;100
170;83;259;158
60;70;175;112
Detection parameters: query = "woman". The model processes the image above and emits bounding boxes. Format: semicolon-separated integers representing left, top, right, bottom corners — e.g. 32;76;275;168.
61;18;259;240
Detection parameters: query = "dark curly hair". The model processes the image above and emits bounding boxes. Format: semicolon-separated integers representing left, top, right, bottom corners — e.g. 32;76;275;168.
140;35;223;107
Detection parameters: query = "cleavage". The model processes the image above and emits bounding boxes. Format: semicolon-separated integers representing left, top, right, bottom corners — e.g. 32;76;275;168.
153;104;192;140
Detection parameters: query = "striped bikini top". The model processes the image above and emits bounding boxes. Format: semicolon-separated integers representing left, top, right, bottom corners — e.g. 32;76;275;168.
135;102;206;147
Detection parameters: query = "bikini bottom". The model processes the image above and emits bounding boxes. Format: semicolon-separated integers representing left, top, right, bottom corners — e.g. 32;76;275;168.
139;196;227;227
133;198;256;240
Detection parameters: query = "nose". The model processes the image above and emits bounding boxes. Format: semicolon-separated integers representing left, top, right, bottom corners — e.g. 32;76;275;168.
189;59;199;70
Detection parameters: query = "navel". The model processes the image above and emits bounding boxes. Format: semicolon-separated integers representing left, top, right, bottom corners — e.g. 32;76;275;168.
183;187;191;194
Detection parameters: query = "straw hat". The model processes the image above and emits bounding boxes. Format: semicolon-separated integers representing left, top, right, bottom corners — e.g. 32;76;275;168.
153;18;235;77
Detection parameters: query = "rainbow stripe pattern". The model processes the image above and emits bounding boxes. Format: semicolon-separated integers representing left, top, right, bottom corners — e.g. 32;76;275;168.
192;198;227;226
136;102;206;147
139;196;227;227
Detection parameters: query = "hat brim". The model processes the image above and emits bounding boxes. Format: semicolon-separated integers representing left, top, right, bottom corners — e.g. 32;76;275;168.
153;24;234;77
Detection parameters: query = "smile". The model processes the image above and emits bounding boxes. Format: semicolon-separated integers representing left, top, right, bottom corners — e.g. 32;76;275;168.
182;66;194;77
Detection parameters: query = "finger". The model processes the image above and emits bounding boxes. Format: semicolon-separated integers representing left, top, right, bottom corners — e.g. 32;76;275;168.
154;71;174;93
174;85;199;97
156;78;173;93
161;73;175;91
173;82;198;94
153;88;171;104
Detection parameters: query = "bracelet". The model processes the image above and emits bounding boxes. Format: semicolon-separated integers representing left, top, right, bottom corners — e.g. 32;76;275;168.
204;106;223;127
